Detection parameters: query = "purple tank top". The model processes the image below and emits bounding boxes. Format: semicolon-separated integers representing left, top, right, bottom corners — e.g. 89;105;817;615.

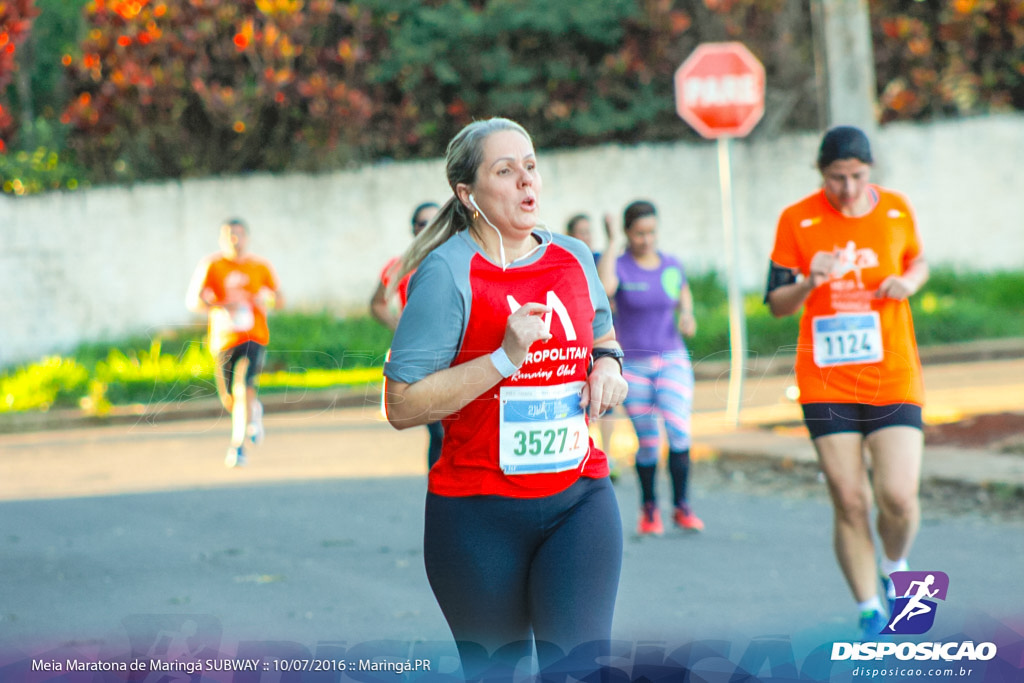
613;252;687;358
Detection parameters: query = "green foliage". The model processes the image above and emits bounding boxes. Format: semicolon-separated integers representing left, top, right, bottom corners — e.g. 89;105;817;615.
46;0;826;179
685;271;800;364
28;0;90;117
743;297;802;361
362;0;820;156
0;312;393;413
910;269;1024;346
688;271;728;310
0;356;89;412
1;0;87;194
92;341;217;406
0;117;85;194
363;0;657;156
2;0;1021;188
266;311;394;371
260;366;384;389
686;289;799;365
687;266;1024;364
1;271;1021;414
915;268;1024;312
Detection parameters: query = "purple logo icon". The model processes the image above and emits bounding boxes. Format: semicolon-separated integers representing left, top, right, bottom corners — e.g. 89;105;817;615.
884;571;950;635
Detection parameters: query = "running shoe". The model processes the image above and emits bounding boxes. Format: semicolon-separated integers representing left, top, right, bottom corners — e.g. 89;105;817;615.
881;574;897;614
247;400;264;445
858;609;887;640
637;503;664;536
672;504;705;532
225;446;247;468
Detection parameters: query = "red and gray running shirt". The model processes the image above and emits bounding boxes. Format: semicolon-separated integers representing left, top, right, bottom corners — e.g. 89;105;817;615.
384;230;614;498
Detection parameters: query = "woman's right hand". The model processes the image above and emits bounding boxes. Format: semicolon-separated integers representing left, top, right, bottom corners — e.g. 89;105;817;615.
807;251;834;290
502;302;552;366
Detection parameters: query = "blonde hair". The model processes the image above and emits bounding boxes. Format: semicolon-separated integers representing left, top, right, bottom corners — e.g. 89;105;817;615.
390;118;533;289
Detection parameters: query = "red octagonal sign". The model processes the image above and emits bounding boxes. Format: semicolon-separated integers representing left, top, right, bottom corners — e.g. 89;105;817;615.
675;42;765;139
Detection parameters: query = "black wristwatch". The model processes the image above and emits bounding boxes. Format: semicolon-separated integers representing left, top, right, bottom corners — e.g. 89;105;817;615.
590;346;625;374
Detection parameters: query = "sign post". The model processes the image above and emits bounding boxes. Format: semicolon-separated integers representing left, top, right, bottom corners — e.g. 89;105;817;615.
674;42;765;425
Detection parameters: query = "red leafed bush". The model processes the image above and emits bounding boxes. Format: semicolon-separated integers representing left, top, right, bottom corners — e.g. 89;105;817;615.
61;0;379;181
50;0;1024;185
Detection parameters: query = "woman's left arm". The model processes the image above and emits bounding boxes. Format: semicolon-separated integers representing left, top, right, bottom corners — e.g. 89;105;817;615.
580;332;628;419
877;254;929;300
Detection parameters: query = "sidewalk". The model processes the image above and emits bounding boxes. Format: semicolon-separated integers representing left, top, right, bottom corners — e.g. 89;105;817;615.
688;355;1024;492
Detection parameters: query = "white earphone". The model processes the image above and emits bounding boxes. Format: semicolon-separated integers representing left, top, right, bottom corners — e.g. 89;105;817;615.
465;191;550;270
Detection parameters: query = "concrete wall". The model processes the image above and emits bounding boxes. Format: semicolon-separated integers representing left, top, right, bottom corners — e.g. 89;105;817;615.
2;114;1022;369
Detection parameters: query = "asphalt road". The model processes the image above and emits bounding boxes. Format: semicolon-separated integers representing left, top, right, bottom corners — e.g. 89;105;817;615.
2;405;1023;681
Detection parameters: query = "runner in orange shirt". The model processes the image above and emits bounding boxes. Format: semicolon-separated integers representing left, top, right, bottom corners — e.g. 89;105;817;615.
187;218;283;467
765;126;929;639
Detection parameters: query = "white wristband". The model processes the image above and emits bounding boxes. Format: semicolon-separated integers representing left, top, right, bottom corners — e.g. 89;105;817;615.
489;347;520;378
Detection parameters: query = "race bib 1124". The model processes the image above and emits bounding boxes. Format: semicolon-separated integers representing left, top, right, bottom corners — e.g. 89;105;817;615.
812;311;884;367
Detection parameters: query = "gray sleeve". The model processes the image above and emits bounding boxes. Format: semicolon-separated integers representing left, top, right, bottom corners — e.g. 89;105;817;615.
553;234;613;340
383;252;467;384
592;281;613;340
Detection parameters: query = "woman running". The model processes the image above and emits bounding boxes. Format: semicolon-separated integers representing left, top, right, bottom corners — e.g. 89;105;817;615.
600;200;702;535
765;125;929;639
382;118;627;679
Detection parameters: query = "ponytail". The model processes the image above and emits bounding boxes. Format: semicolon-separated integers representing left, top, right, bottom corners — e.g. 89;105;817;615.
387;117;532;295
389;196;472;291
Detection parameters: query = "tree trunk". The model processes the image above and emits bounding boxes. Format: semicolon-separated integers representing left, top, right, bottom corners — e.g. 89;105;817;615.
811;0;878;137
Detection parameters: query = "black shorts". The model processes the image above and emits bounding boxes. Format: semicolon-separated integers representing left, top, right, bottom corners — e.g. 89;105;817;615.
801;402;923;440
216;341;266;392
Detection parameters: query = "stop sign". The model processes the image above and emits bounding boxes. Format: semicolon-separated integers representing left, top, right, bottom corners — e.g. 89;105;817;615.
675;42;765;139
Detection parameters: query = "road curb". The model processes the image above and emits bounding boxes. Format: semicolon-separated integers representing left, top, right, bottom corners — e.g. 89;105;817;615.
0;386;381;435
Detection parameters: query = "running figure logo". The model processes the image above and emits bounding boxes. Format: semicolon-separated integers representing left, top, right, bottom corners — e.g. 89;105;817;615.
831;241;879;289
884;571;950;635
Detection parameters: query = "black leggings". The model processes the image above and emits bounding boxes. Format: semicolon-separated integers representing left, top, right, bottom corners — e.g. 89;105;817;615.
423;476;622;678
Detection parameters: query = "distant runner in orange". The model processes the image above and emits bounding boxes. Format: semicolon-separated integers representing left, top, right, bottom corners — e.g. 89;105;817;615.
765;126;929;640
187;218;282;468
